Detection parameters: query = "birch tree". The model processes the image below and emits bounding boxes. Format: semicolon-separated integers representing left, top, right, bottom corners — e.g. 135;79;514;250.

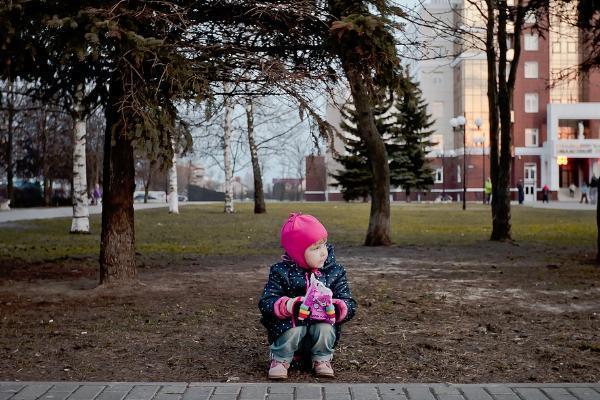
70;84;90;233
168;136;179;214
223;84;235;213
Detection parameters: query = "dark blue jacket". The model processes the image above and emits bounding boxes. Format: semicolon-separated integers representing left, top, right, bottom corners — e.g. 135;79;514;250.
258;244;357;345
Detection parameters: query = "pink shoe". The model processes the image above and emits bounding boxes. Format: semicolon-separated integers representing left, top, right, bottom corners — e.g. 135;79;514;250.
313;360;334;378
268;359;290;380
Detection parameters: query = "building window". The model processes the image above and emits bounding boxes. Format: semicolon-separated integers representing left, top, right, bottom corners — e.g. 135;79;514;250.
457;165;461;183
524;33;539;51
432;73;443;85
434;168;443;184
524;61;538;78
525;93;539;113
525;128;539;147
552;42;561;53
567;41;577;53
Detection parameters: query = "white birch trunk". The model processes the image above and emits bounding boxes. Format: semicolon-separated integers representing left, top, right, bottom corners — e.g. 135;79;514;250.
223;85;234;213
70;84;90;233
168;136;179;214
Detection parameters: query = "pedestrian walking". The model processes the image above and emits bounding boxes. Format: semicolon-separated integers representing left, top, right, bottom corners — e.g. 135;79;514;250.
517;180;524;204
484;177;492;204
590;175;598;204
542;184;550;203
580;182;589;204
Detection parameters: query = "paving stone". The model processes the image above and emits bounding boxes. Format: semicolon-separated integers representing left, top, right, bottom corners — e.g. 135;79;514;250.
208;395;237;400
0;393;17;400
484;386;516;396
102;386;133;394
491;394;522;400
406;387;436;400
568;389;600;400
432;386;461;396
0;385;25;394
460;386;494;400
324;386;350;395
239;386;267;400
513;388;550;400
48;385;79;394
379;385;408;400
155;394;182;400
266;395;292;400
212;387;240;396
543;388;578;400
159;387;187;395
12;384;53;400
349;386;378;400
324;395;350;400
182;388;213;400
124;386;160;400
296;386;322;400
438;394;465;400
267;386;294;395
68;386;106;400
94;391;130;400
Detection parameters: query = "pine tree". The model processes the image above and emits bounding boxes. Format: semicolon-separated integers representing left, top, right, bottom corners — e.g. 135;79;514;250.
331;95;393;201
332;74;436;201
389;73;435;198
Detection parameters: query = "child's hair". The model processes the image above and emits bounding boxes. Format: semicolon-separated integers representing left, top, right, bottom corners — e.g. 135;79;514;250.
280;213;327;269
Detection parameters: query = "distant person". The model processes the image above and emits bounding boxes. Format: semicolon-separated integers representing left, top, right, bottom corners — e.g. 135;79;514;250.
580;182;589;204
484;177;492;204
517;180;524;205
93;184;102;206
569;183;576;198
259;213;357;380
542;184;550;203
590;175;598;204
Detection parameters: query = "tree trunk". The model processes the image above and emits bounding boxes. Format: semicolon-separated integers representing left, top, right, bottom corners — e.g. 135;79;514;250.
491;0;521;241
596;191;600;264
70;85;90;234
41;113;51;206
168;137;179;214
246;97;266;214
6;79;14;202
342;66;392;246
223;85;234;214
99;76;136;284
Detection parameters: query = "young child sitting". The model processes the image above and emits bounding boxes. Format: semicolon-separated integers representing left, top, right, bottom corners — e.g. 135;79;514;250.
258;213;357;379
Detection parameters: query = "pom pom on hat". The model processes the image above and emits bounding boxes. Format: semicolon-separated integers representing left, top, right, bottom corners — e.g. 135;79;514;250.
280;213;328;269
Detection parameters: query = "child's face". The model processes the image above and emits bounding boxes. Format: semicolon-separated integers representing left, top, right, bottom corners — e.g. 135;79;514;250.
304;238;328;269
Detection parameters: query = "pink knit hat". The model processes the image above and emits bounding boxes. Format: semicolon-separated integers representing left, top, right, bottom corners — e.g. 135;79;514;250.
280;213;328;269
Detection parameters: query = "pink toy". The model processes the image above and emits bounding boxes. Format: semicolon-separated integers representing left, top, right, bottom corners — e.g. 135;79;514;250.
298;275;336;324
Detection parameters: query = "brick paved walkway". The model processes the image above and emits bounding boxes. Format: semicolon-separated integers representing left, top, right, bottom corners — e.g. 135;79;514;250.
1;383;599;400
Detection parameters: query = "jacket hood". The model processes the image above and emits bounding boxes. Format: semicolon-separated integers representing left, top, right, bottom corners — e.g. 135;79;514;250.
283;243;337;271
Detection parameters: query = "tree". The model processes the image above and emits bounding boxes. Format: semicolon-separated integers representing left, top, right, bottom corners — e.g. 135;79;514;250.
333;74;435;202
331;96;393;202
328;0;404;246
245;97;266;213
389;74;435;199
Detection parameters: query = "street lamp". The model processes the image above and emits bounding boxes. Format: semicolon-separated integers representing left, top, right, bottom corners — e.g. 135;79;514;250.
450;116;467;210
473;116;484;204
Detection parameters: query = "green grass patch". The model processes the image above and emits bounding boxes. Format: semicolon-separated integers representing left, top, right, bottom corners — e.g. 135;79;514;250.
0;202;596;262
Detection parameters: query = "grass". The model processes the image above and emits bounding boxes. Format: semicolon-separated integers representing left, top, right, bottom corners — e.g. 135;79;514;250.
0;202;597;262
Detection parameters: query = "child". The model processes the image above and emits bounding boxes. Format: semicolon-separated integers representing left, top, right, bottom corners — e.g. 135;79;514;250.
258;213;357;379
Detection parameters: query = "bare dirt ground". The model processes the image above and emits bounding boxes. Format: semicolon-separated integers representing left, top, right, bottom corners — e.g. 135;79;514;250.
1;242;599;383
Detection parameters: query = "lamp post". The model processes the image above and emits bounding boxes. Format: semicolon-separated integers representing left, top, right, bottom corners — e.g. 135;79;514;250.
473;116;484;204
450;116;467;210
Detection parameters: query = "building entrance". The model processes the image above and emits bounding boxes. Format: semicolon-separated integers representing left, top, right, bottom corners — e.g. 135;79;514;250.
524;163;537;202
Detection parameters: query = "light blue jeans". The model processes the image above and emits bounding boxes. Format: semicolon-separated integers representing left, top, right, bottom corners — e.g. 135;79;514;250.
270;323;336;363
